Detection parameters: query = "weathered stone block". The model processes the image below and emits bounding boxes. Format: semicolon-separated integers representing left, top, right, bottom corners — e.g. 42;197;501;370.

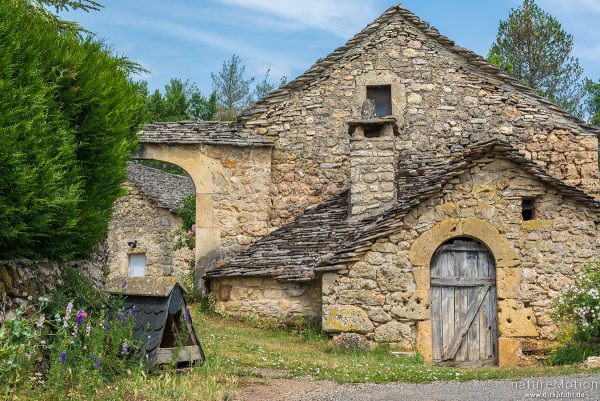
377;265;415;292
322;305;374;333
498;299;538;337
373;320;415;348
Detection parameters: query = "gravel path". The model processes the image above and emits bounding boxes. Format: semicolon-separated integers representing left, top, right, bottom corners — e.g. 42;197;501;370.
236;373;600;401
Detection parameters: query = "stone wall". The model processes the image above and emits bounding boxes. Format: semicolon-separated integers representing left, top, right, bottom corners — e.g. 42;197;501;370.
0;248;107;320
106;183;193;278
321;159;599;366
241;11;598;231
211;277;322;322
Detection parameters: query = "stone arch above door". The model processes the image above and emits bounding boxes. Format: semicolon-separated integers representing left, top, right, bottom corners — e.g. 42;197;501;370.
408;217;519;269
411;217;521;366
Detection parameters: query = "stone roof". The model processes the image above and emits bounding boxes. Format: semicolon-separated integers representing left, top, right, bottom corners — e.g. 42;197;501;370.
206;140;600;281
204;194;354;282
126;162;195;211
138;121;274;146
239;5;599;137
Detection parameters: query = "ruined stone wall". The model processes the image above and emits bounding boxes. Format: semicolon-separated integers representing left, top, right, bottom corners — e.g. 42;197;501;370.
211;277;322;322
242;13;598;230
106;183;193;278
321;160;599;366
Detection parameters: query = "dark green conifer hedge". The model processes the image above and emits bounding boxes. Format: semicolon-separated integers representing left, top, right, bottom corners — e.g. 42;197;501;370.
0;1;145;259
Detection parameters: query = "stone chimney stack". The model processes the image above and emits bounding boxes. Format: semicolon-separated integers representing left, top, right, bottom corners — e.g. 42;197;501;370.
348;120;397;220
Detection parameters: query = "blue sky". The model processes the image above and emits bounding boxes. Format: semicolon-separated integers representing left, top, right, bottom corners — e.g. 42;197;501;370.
60;0;600;95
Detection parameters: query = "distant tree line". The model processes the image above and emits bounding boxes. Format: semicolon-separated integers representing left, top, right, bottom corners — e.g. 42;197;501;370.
487;0;599;124
142;55;286;123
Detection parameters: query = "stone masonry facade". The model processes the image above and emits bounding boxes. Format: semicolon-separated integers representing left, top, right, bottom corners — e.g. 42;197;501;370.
106;182;193;279
240;9;598;232
321;159;599;366
210;277;321;322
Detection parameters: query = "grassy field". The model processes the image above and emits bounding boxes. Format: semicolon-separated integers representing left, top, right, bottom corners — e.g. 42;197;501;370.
10;308;595;401
191;308;592;386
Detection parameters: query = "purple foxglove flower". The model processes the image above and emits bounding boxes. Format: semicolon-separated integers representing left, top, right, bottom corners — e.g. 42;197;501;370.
60;351;66;365
65;301;73;315
131;305;137;315
89;354;95;361
104;322;109;332
121;342;128;355
93;359;101;369
71;326;78;337
75;310;87;325
117;313;123;321
184;307;191;323
121;279;127;289
85;323;91;337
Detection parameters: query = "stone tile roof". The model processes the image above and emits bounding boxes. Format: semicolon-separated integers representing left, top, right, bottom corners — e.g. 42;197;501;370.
239;5;599;137
318;140;600;270
138;121;274;146
206;140;600;281
105;276;183;297
204;194;354;282
126;162;195;211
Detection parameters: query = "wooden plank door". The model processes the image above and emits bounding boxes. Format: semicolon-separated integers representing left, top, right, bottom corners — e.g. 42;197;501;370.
430;239;498;366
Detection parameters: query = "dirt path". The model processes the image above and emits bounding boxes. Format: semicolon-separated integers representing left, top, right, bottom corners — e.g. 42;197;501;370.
235;372;600;401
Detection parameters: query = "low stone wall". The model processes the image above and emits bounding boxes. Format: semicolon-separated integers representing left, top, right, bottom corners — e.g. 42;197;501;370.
210;277;321;322
0;249;107;321
321;159;599;366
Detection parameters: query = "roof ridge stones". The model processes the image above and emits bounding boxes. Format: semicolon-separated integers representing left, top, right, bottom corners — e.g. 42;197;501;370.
138;121;274;146
238;4;599;137
206;140;600;281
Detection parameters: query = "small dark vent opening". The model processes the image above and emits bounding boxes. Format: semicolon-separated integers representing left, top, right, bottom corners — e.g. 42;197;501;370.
364;126;383;138
521;198;536;221
366;85;392;117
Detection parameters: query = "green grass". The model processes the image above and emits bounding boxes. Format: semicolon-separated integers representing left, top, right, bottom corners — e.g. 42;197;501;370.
192;308;596;384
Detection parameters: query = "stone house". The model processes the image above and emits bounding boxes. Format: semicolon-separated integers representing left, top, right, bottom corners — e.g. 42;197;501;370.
106;162;195;279
135;5;599;367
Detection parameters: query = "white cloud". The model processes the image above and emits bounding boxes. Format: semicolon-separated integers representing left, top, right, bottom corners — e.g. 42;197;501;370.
215;0;379;38
110;15;303;81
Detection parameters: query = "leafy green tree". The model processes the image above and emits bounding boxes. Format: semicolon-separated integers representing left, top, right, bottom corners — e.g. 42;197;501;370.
24;0;102;31
585;79;600;126
189;91;218;121
144;79;217;122
0;0;144;259
254;69;287;101
489;0;585;115
211;54;255;119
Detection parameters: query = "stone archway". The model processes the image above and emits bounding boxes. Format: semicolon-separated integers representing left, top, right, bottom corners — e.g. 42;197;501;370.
133;133;273;296
408;217;521;366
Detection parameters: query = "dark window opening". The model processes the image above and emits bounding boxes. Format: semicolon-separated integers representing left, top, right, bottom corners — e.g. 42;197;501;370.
364;125;383;138
366;85;392;117
522;198;536;221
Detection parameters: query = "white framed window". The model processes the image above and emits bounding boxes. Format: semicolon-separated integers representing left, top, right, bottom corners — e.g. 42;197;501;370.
128;254;146;277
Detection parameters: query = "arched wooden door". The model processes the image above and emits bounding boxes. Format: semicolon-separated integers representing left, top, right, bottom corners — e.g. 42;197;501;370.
430;238;498;366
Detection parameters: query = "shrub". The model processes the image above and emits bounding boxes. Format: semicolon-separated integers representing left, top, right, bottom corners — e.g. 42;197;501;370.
0;0;145;260
550;262;600;364
1;297;140;400
46;268;110;318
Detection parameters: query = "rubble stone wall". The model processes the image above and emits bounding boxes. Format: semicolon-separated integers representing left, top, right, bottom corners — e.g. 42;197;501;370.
242;12;598;230
321;159;599;366
211;277;321;322
106;183;193;279
0;249;107;321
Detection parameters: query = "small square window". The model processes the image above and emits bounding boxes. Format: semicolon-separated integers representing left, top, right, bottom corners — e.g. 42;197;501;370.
366;85;392;117
128;253;146;277
521;198;536;221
